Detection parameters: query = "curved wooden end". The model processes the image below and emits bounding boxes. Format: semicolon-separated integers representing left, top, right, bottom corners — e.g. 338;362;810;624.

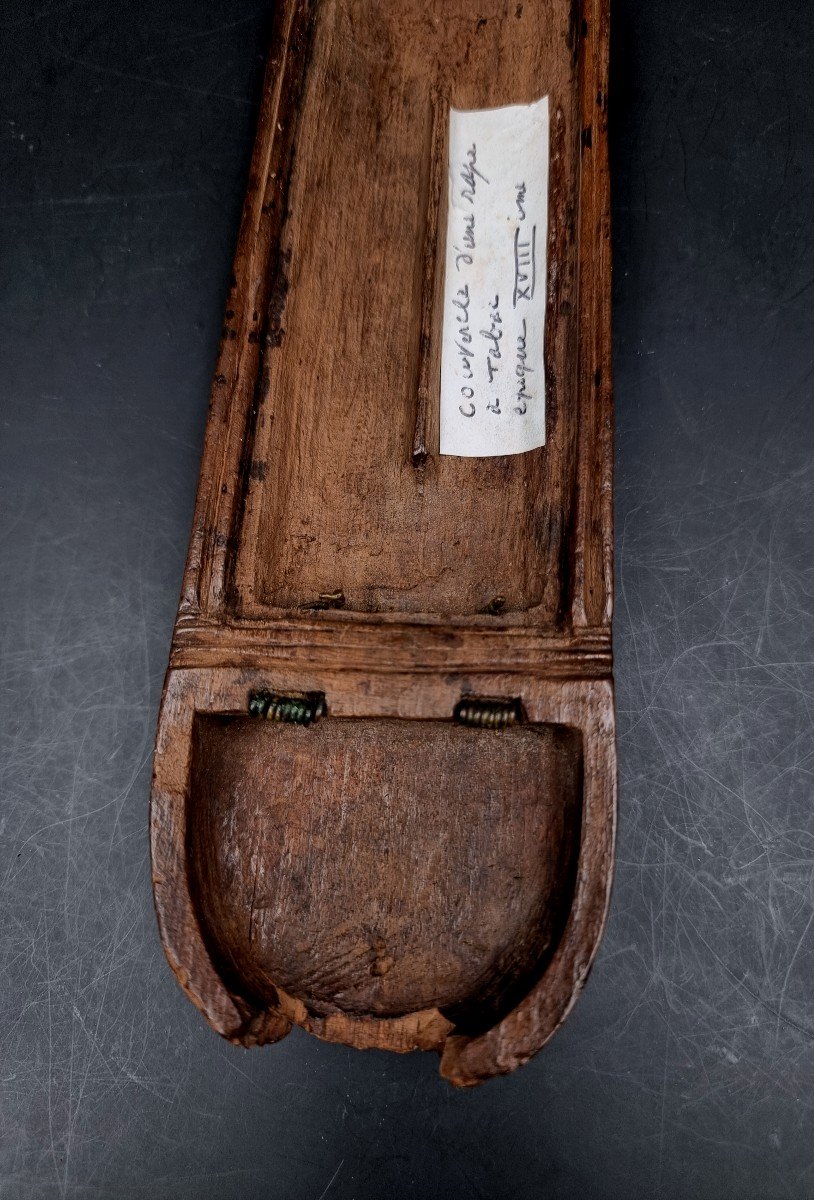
151;670;615;1085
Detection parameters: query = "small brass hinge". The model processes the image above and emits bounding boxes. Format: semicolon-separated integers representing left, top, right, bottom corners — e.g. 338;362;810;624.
453;695;525;729
249;689;327;725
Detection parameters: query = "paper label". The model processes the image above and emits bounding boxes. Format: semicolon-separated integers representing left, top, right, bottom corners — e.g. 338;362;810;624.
439;98;549;457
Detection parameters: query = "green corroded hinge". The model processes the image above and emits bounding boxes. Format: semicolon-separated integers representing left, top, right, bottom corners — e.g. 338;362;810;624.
249;689;327;726
248;690;524;729
452;695;525;729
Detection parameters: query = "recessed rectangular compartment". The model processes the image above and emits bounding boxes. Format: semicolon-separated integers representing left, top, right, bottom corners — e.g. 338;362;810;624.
226;0;582;618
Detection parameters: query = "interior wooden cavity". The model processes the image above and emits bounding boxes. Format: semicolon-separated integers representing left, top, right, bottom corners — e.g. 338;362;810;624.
187;716;583;1031
229;0;581;618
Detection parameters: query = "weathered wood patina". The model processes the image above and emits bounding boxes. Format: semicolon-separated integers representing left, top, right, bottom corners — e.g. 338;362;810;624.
151;0;614;1086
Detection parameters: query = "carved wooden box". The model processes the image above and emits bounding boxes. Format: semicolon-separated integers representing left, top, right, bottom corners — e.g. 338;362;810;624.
151;0;614;1086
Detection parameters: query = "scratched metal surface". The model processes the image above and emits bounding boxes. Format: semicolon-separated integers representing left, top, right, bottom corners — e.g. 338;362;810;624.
1;0;813;1195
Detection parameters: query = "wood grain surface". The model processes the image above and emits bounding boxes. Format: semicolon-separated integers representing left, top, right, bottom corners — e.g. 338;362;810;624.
151;0;615;1087
189;718;582;1024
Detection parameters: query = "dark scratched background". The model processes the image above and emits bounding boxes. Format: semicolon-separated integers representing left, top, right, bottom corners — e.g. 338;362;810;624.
2;0;813;1196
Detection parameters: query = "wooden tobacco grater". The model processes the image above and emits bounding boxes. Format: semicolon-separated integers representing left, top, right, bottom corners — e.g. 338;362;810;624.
151;0;615;1087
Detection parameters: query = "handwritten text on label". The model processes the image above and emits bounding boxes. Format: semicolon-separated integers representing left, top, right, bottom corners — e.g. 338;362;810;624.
439;98;549;457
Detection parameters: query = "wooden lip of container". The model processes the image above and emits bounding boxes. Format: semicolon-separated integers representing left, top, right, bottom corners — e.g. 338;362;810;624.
150;0;615;1087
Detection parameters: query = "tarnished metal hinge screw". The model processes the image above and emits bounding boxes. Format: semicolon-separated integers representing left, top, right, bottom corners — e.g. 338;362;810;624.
453;695;525;729
249;689;327;725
